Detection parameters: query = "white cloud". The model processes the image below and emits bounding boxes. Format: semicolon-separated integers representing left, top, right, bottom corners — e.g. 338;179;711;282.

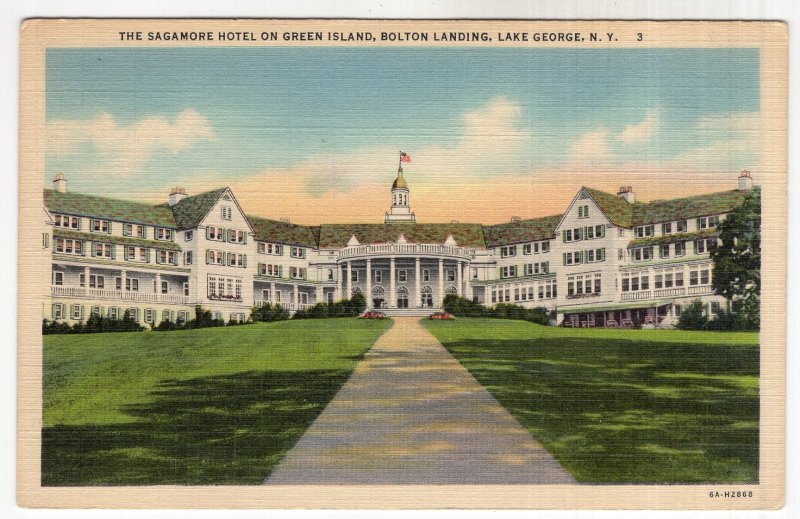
46;109;216;176
694;111;761;133
566;129;613;165
618;109;660;144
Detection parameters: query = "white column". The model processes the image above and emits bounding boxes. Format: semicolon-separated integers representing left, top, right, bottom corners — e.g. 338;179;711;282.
389;257;396;308
365;258;372;308
415;257;421;307
346;261;352;298
270;281;276;303
438;258;444;306
456;261;463;297
84;266;90;290
121;269;127;293
293;284;298;306
315;285;323;303
155;273;161;294
465;263;473;300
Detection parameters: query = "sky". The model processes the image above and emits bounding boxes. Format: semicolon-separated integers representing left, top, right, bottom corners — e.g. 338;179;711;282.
44;47;761;224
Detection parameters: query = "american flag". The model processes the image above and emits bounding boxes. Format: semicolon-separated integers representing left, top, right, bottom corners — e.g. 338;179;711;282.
400;152;411;163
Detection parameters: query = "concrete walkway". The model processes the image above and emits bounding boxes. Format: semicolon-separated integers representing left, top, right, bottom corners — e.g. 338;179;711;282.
266;317;575;484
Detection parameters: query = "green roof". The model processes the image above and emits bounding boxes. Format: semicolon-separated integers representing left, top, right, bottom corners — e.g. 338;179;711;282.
557;300;671;314
44;190;177;228
248;215;320;248
167;188;228;230
583;187;634;228
483;214;561;248
631;189;747;226
628;228;719;248
53;229;182;251
583;187;747;229
318;223;486;249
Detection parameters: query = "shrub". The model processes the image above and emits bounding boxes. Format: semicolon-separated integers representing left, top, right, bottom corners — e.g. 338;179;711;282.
443;295;551;325
250;302;290;323
42;311;144;335
676;299;708;330
291;294;367;320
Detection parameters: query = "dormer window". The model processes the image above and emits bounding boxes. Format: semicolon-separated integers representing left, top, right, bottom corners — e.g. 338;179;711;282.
500;246;517;258
154;228;173;241
91;219;111;233
290;247;305;259
54;214;80;229
634;225;654;238
123;223;145;238
677;220;688;232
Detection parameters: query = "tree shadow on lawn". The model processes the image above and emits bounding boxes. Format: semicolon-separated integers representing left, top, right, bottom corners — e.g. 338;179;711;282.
442;337;759;484
42;369;351;486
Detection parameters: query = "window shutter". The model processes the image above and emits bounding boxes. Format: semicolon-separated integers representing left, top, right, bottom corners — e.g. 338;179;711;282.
80;241;86;256
142;227;147;239
562;230;567;242
91;243;96;257
584;227;588;239
80;305;85;320
242;255;247;268
51;304;56;318
108;222;112;233
123;247;129;261
206;227;211;240
696;218;702;230
77;218;82;230
110;245;116;259
562;253;566;266
206;250;211;264
600;225;605;237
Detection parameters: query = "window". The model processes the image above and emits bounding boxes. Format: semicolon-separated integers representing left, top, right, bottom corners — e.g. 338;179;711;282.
618;228;624;238
695;238;714;254
634;225;654;238
632;247;652;262
258;243;283;255
351;270;359;282
207;250;224;265
185;231;193;241
675;272;684;287
89;274;104;289
564;229;573;242
622;277;630;292
109;307;118;320
618;249;624;261
664;272;674;288
157;250;178;265
500;266;517;279
221;206;232;220
577;204;589;218
177;311;188;324
675;241;686;257
53;272;63;286
471;268;478;280
123;223;145;238
290;267;307;280
710;301;721;315
423;269;430;282
144;309;155;324
641;275;649;290
154;228;173;241
71;304;81;320
594;277;601;294
160;281;168;294
654;274;663;289
258;263;282;277
541;241;550;253
126;278;139;292
660;244;670;259
290;247;305;259
227;252;246;268
227;229;247;244
55;238;83;255
701;269;710;285
690;270;699;286
500;246;517;258
93;242;113;258
207;226;225;241
183;282;189;296
184;251;193;265
662;222;673;235
54;214;80;229
91;219;111;233
398;270;408;282
445;270;455;282
373;270;382;283
52;303;65;320
524;264;534;276
523;244;532;255
677;219;687;232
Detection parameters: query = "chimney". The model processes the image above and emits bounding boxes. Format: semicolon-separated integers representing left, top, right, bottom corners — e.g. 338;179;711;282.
53;172;67;193
617;186;635;204
511;216;521;223
738;170;753;191
168;187;188;206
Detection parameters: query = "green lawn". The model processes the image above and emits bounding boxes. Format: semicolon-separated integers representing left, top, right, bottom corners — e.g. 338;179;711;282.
42;318;391;485
422;318;759;484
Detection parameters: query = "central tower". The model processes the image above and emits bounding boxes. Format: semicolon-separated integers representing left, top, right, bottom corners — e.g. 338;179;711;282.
384;154;416;224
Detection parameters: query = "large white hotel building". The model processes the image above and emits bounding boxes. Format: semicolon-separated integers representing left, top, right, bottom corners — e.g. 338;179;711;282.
43;167;755;328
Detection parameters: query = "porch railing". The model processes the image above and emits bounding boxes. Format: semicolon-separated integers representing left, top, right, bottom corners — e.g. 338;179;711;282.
338;243;474;260
52;285;188;305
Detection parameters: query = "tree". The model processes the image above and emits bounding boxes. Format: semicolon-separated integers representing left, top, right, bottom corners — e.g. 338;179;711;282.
710;187;761;328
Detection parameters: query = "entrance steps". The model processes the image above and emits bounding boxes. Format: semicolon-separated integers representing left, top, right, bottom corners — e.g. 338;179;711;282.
373;307;442;317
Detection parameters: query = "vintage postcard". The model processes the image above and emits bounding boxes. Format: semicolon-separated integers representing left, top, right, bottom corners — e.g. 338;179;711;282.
17;19;787;509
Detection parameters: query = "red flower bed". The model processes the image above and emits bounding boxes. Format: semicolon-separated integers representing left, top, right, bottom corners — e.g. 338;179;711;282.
358;311;386;319
429;312;455;320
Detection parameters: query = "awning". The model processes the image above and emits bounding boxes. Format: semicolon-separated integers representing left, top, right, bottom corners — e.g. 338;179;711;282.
557;300;670;314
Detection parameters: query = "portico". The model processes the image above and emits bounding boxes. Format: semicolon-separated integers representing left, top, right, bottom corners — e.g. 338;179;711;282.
337;243;472;310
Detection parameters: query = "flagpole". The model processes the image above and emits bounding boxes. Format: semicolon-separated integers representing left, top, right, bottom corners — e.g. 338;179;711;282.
398;150;402;172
